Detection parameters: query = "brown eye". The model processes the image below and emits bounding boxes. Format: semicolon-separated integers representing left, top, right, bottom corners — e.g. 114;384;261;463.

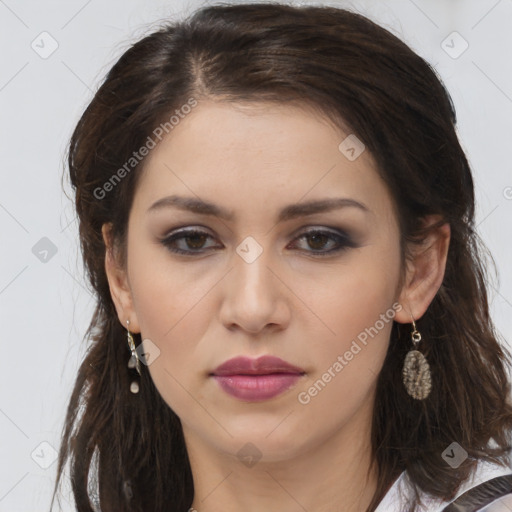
160;229;219;255
288;228;357;257
305;232;331;250
183;233;209;249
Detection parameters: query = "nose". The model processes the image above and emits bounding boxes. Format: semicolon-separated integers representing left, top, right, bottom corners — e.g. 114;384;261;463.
218;245;291;335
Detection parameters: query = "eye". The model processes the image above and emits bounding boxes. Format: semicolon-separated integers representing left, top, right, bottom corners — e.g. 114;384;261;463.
160;228;219;255
287;228;357;257
159;227;357;256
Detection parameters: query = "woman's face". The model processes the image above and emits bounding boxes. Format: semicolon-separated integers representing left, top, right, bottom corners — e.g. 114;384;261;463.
111;100;405;461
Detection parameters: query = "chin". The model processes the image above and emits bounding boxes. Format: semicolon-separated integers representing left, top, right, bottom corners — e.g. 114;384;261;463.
210;416;311;461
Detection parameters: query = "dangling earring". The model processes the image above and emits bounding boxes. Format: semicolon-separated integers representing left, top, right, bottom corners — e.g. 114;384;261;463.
126;319;141;394
402;315;432;400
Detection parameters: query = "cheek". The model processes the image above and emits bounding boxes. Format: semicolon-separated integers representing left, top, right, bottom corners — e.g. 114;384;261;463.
127;235;212;339
293;274;397;440
305;243;401;350
296;237;401;398
301;278;396;394
127;245;218;410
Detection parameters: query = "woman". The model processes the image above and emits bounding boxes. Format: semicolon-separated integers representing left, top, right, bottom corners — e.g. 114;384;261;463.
50;3;512;511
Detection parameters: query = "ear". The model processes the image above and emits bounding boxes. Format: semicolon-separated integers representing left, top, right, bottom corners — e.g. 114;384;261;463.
394;215;451;324
101;223;141;333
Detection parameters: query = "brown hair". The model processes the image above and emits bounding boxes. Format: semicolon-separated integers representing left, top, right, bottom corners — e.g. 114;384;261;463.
50;3;512;511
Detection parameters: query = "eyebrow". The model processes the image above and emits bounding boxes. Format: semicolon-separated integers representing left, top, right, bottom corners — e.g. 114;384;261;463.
146;195;370;222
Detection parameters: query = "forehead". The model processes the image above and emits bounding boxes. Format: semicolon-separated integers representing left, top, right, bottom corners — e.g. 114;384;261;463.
148;100;352;166
132;100;394;223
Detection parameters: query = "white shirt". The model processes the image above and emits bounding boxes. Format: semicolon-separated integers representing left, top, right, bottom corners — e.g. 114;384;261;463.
375;459;512;511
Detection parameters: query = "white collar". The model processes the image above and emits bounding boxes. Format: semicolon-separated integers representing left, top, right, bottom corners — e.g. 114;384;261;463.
375;458;512;512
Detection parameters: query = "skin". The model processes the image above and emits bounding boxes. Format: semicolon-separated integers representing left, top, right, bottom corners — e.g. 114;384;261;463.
103;100;450;512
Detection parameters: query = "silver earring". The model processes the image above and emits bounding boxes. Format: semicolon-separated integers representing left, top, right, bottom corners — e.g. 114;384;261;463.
402;316;432;400
126;320;141;394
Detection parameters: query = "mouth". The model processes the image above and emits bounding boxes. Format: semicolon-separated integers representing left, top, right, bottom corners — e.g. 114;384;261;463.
210;355;306;401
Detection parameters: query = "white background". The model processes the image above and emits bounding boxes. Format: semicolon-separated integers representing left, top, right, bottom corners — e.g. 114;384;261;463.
1;0;511;510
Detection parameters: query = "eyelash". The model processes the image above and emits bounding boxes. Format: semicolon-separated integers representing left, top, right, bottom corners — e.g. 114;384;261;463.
159;227;357;257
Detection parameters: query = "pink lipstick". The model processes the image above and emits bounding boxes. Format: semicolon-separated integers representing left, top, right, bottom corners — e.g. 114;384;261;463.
210;355;305;401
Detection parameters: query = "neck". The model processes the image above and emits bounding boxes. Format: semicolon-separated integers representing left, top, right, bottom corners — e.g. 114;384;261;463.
185;400;380;512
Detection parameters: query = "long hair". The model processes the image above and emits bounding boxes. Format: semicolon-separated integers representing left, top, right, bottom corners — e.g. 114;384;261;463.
50;3;512;511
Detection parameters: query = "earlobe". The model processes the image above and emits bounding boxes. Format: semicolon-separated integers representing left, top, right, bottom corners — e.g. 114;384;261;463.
394;217;451;324
101;223;141;333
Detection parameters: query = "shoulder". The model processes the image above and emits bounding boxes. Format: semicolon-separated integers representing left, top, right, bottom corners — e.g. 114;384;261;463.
375;455;512;512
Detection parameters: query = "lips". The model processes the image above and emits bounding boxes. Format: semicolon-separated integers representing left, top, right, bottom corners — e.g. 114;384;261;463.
210;355;305;401
212;355;305;376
